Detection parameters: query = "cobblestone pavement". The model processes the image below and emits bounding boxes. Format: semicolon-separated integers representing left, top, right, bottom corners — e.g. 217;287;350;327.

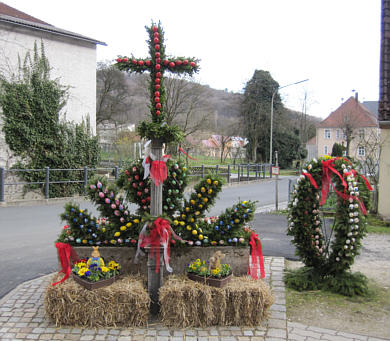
0;257;388;341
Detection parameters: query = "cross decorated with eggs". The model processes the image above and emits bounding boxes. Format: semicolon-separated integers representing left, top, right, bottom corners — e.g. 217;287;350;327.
115;22;199;125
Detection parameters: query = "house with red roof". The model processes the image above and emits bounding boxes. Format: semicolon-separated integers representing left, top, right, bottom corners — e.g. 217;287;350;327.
0;2;105;169
316;95;379;161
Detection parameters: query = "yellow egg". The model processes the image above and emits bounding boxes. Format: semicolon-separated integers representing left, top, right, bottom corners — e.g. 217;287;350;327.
207;179;212;184
80;209;84;213
126;222;132;227
198;204;203;208
203;198;208;203
195;211;200;216
201;187;206;193
185;207;190;212
198;228;203;233
197;193;202;198
120;226;126;231
180;221;185;226
134;219;140;223
190;218;195;222
186;225;192;231
213;180;218;186
208;189;213;194
183;167;187;171
181;214;186;219
192;230;198;235
173;220;179;225
82;239;87;244
243;200;247;204
114;232;121;237
234;219;239;223
199;234;204;240
102;227;106;232
190;200;195;205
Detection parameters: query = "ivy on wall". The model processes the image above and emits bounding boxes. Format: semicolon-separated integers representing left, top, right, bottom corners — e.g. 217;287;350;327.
0;42;99;197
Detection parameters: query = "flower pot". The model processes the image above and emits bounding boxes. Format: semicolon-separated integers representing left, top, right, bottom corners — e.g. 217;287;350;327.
71;272;119;290
187;272;232;288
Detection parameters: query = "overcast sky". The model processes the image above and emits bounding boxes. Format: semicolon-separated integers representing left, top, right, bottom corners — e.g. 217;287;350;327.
5;0;381;119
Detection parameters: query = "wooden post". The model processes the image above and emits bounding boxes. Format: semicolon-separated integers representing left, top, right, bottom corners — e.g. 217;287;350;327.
148;139;164;314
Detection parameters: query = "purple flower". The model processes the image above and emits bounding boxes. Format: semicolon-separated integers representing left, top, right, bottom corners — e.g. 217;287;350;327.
85;271;91;276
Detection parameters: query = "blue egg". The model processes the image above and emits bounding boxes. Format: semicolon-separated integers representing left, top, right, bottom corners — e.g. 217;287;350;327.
80;225;84;229
92;233;97;238
125;239;130;243
76;238;81;243
195;241;201;246
88;240;93;245
87;229;91;232
230;221;234;225
228;238;232;243
73;218;77;222
243;214;247;218
233;237;238;243
84;218;89;223
215;226;219;231
247;209;251;213
227;225;232;230
221;231;225;235
64;214;68;218
79;213;83;217
219;221;224;225
71;208;75;212
96;241;101;245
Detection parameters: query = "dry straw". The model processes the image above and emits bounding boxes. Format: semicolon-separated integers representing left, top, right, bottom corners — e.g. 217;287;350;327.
159;275;274;327
45;274;150;327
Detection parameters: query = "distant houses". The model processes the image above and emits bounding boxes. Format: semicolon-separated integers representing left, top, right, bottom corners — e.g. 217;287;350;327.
306;95;379;166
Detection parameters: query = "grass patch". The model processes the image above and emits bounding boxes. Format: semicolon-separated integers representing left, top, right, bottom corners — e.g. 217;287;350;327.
366;215;390;234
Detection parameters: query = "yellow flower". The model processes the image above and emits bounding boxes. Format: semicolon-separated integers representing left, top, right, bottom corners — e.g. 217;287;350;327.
77;262;87;268
211;268;220;275
200;266;207;272
101;266;109;273
120;226;126;231
78;268;87;276
114;232;121;237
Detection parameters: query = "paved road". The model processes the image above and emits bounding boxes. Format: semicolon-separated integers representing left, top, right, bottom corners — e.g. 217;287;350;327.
0;177;297;298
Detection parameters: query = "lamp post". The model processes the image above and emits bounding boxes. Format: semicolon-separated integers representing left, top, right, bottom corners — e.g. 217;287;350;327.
269;79;309;164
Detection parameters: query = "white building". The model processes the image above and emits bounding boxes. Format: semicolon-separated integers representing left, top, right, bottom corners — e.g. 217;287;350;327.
0;2;105;168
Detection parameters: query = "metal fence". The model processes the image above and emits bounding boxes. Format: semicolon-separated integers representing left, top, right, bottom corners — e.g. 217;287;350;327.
0;163;272;202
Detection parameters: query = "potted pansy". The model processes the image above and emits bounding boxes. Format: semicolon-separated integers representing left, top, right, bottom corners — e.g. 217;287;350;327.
186;251;232;288
71;247;121;290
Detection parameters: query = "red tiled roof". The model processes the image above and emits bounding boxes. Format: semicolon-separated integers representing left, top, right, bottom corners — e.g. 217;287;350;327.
319;97;378;128
306;136;316;145
0;2;51;25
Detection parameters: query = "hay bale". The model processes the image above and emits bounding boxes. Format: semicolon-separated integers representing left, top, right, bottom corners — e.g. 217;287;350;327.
159;275;274;327
45;274;150;327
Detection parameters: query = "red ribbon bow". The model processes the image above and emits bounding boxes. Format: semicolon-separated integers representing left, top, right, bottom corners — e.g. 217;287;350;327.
52;243;79;286
179;147;197;160
248;232;265;279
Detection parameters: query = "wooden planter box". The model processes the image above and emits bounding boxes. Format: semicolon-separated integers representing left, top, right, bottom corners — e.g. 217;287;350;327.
71;272;119;290
187;272;232;288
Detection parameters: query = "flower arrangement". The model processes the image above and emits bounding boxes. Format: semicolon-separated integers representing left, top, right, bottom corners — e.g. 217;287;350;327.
72;259;120;282
187;258;231;278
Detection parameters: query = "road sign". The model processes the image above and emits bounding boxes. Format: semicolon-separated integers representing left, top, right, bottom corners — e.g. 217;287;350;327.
272;166;280;175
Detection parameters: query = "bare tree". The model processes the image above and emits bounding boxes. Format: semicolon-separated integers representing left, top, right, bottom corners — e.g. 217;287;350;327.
96;62;133;125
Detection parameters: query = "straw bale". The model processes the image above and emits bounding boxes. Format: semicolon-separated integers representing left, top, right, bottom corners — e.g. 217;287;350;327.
159;275;274;327
45;274;150;327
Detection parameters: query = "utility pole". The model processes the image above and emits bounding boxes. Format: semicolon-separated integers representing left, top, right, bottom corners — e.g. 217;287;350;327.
275;150;279;211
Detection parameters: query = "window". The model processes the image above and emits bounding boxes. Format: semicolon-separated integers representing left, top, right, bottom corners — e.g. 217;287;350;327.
358;146;365;156
324;146;328;155
358;129;365;139
324;129;331;139
336;129;340;139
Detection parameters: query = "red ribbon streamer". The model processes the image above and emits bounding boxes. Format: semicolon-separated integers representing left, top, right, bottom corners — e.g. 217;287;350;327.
359;174;373;191
302;172;318;189
320;159;347;206
248;232;265;279
52;243;79;286
179;147;197;160
140;218;171;273
150;160;168;186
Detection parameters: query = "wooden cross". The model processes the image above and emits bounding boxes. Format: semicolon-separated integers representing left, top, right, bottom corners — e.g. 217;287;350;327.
115;22;199;125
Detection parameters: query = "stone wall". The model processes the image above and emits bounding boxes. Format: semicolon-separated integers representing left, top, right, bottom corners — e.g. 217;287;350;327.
72;246;250;277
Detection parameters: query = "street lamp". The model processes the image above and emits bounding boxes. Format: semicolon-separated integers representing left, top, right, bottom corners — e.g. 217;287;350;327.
269;78;309;164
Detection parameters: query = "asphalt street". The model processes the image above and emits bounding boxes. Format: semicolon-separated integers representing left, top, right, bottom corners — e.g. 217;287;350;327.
0;177;297;298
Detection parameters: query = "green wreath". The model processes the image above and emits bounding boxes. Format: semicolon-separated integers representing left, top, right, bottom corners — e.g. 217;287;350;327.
287;156;372;275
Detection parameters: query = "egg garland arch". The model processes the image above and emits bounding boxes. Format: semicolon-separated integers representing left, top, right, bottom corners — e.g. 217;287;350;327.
287;156;372;275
